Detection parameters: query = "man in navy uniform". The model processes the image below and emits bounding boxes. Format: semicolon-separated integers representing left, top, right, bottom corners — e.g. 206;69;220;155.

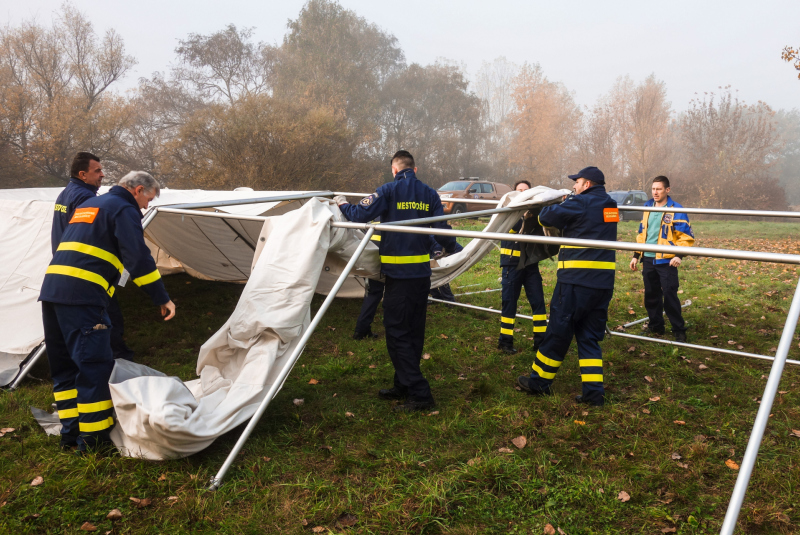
516;167;617;407
40;171;176;452
498;180;548;355
337;150;457;411
52;152;135;361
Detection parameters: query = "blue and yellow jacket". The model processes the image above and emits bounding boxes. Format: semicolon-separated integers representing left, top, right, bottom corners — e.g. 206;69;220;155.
633;197;694;264
499;219;523;267
39;186;170;307
51;177;99;255
539;185;618;290
340;169;457;279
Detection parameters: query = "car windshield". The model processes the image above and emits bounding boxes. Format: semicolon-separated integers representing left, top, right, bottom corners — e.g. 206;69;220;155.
608;192;628;202
439;181;471;192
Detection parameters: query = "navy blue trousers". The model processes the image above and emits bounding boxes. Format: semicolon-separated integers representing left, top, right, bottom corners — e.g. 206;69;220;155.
108;293;134;361
354;279;384;336
528;282;612;404
429;283;455;302
642;258;685;333
42;302;116;449
499;264;547;348
383;276;432;401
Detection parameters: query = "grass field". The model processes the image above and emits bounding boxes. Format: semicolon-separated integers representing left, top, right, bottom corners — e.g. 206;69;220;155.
1;220;799;534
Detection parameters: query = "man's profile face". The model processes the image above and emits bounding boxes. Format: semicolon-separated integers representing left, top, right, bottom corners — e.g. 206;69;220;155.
132;185;157;210
80;160;104;188
515;183;530;192
652;182;669;203
573;178;590;195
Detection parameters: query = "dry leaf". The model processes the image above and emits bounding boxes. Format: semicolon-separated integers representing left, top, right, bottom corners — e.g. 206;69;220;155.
642;408;651;414
627;346;636;352
698;364;708;370
709;335;718;338
439;334;448;339
512;436;527;449
319;445;332;451
727;340;736;345
671;452;682;460
422;353;431;360
617;491;631;502
661;527;677;533
106;509;122;521
649;396;661;402
427;411;439;416
336;513;358;527
558;528;567;535
484;337;492;340
574;420;586;426
346;351;354;356
676;462;689;469
345;412;355;418
544;524;556;535
582;411;588;416
644;376;653;383
262;457;271;462
308;378;319;385
80;522;97;532
312;527;326;533
0;428;15;433
673;420;686;425
30;476;43;487
467;457;481;466
628;309;635;314
789;429;800;438
498;447;513;453
368;364;377;369
158;474;167;481
293;399;304;406
725;459;740;470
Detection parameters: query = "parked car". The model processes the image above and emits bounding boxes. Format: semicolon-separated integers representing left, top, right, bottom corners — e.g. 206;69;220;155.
438;179;513;214
608;190;648;221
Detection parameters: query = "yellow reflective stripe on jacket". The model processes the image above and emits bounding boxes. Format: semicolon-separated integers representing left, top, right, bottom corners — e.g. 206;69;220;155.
500;316;515;324
46;265;115;296
78;400;114;413
500;248;521;257
133;269;161;286
559;245;588;249
582;374;604;382
58;408;79;419
558;260;615;270
57;242;123;274
532;314;547;321
579;359;603;368
508;229;517;234
54;389;78;401
79;417;114;433
380;254;430;264
370;234;381;242
500;328;514;336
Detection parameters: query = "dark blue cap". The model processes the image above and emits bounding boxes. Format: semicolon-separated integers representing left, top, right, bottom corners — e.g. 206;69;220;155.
567;166;605;185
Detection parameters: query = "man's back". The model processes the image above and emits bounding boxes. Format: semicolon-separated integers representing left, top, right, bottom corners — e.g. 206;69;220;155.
51;178;98;254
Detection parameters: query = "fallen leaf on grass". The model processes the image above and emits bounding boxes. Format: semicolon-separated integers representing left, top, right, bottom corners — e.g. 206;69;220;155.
627;346;636;352
512;436;527;449
574;420;586;425
167;496;179;503
498;447;514;453
642;409;651;414
326;326;335;331
617;491;631;502
312;527;326;533
676;462;689;469
346;351;354;356
628;310;635;315
106;509;122;521
439;334;448;339
158;474;166;481
709;335;718;339
673;420;686;425
790;429;800;438
319;445;332;451
0;428;15;433
728;340;736;345
30;477;43;487
725;459;740;470
336;513;358;527
368;364;377;369
698;364;708;371
644;376;653;383
484;337;492;340
544;524;556;535
80;522;97;531
308;378;319;385
293;399;304;406
661;527;677;533
422;353;431;360
129;497;152;508
467;457;481;466
649;396;661;402
558;528;567;535
671;452;682;460
345;412;355;418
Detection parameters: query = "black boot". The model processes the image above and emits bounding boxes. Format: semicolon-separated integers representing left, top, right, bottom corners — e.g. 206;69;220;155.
516;376;552;396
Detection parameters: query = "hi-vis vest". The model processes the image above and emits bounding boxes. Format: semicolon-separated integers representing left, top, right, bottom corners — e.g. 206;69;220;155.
339;169;457;279
538;185;618;290
39;186;170;307
634;197;694;264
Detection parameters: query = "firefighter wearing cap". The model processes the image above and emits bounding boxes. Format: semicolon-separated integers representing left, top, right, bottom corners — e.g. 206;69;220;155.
498;180;548;355
516;166;617;406
52;152;135;361
39;171;176;452
337;150;457;412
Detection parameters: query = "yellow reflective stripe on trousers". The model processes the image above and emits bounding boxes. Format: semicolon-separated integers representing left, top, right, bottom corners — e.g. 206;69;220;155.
57;242;123;273
133;269;161;286
533;326;547;332
532;314;547;321
558;260;616;270
500;248;521;257
500;328;514;336
58;408;79;419
532;363;557;379
46;265;115;296
535;351;562;369
78;400;114;413
579;359;603;368
582;374;604;382
500;316;515;325
79;417;114;433
380;254;430;264
54;389;78;401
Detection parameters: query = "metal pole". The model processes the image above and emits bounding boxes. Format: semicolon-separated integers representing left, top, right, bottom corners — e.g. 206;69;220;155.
621;205;800;218
165;191;334;211
720;276;800;534
7;343;47;390
453;288;502;297
207;228;376;491
142;206;158;230
622;301;692;328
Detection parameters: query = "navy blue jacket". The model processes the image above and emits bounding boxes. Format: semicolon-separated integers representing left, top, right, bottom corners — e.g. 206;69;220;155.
500;219;523;267
52;177;99;255
539;185;618;289
40;186;170;307
340;169;457;279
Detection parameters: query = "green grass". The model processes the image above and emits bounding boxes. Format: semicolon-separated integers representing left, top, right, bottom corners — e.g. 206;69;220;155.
1;219;799;534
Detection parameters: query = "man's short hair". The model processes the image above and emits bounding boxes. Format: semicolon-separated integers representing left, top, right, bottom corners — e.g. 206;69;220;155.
119;171;161;197
391;150;415;170
514;180;532;189
653;175;670;188
70;152;100;178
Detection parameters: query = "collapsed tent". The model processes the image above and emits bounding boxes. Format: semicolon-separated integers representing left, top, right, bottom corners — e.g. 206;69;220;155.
108;186;568;459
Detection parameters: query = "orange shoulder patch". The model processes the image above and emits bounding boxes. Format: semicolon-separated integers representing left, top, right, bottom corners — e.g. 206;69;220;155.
603;208;619;223
69;207;99;224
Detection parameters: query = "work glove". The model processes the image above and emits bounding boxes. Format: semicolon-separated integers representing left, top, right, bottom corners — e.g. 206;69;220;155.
333;195;348;206
432;249;444;260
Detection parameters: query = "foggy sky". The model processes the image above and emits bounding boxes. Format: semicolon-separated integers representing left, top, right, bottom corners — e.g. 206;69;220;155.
3;0;799;112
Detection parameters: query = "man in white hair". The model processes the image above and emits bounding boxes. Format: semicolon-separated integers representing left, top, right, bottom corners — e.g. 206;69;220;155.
39;171;176;453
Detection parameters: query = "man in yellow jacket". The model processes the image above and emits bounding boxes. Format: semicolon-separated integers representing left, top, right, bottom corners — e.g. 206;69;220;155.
630;176;694;342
